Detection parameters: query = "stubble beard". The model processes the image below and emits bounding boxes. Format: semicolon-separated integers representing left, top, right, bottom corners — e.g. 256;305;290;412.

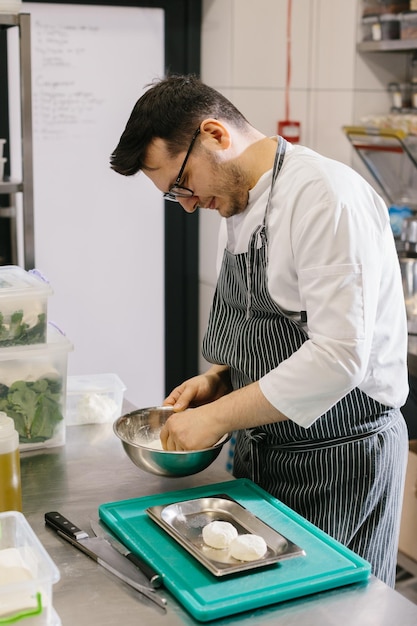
212;161;251;218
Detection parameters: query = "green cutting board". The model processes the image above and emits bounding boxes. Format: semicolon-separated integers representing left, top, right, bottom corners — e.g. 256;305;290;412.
99;478;371;622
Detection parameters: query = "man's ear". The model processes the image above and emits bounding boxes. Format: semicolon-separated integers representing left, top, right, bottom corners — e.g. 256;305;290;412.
199;118;231;151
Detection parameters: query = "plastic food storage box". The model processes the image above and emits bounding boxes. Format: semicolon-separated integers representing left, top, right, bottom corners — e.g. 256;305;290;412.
66;373;126;425
0;266;53;348
401;11;417;39
0;324;73;451
0;511;61;625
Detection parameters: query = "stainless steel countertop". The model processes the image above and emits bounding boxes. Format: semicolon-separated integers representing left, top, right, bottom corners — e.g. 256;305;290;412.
20;420;417;626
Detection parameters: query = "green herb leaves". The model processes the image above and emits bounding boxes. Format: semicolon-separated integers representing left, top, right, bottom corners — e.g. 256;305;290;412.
0;311;47;347
0;378;63;443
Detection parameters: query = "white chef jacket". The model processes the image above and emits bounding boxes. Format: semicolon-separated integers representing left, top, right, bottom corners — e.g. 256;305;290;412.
216;142;409;428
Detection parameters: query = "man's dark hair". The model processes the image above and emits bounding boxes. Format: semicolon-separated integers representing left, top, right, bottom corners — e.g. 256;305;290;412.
110;74;250;176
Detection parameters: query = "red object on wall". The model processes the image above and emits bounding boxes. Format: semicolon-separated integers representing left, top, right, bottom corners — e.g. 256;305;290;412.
277;120;300;143
278;0;301;143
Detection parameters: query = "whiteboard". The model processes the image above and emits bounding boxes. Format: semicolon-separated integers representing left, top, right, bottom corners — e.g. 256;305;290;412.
15;3;165;408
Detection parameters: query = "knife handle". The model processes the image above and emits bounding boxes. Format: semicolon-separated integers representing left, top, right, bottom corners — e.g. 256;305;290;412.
125;552;162;588
45;511;89;540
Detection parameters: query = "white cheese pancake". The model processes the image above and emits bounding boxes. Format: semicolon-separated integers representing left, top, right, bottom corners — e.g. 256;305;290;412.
202;521;238;549
230;534;267;561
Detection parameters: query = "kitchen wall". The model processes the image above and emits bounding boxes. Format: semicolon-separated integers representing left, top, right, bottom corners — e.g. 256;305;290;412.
197;0;407;372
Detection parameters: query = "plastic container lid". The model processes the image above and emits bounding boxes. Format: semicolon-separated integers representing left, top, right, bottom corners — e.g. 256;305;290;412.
0;323;73;360
362;15;380;22
0;412;15;439
0;265;53;299
380;13;401;21
402;10;417;19
0;411;18;453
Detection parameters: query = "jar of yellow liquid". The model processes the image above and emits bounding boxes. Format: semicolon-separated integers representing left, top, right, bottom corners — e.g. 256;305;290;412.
0;412;22;512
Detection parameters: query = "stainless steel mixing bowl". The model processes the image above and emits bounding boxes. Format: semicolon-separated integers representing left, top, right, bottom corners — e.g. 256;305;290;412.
113;406;231;477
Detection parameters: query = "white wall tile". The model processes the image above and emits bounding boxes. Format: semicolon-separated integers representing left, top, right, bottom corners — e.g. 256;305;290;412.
311;0;358;90
232;0;286;88
201;0;234;85
282;88;313;147
353;89;392;121
309;90;355;162
229;87;313;146
289;0;314;89
229;87;285;137
355;51;408;91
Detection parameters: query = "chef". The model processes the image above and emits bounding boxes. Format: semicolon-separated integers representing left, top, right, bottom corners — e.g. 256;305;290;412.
110;74;409;588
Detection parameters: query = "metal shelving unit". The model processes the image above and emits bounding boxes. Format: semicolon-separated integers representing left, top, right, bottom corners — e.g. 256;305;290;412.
0;12;34;269
357;39;417;52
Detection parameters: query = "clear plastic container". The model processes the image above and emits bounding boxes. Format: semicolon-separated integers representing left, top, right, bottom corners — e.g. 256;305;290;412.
401;10;417;39
379;13;401;39
362;14;382;40
0;324;73;451
0;266;53;348
387;81;411;109
412;83;417;109
362;13;401;41
66;373;126;425
388;82;402;109
0;511;60;625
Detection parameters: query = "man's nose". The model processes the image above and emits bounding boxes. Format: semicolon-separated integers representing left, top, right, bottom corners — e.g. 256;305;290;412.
178;197;198;213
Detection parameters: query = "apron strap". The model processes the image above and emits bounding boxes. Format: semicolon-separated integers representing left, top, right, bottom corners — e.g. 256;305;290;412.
263;136;287;229
246;136;287;320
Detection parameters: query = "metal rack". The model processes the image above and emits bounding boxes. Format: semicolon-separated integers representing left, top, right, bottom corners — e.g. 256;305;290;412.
0;12;34;269
343;126;417;210
357;39;417;53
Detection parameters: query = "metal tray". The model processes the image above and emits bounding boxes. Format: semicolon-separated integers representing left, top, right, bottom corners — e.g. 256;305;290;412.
146;494;305;576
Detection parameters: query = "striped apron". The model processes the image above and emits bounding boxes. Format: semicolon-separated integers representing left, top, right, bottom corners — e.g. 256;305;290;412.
202;137;408;587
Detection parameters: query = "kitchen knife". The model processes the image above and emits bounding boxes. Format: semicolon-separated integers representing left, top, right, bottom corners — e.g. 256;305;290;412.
44;512;166;610
90;518;162;588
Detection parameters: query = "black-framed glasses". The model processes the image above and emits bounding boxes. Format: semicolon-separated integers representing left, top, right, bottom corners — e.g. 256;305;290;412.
163;127;200;201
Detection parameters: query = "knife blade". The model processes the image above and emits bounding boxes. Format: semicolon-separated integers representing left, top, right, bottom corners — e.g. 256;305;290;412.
90;518;162;588
44;512;166;610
